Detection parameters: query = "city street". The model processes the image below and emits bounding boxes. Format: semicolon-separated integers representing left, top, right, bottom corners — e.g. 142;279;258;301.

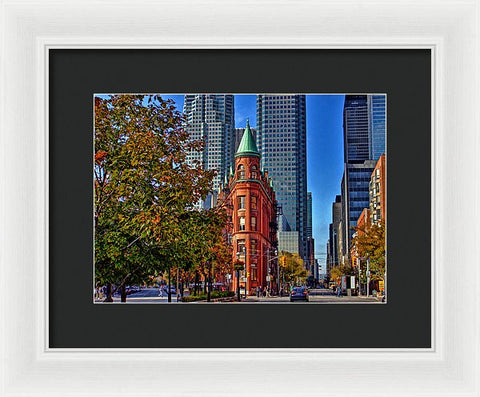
95;287;383;304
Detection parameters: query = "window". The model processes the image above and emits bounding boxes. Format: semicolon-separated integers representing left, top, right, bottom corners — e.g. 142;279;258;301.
251;196;257;210
239;216;246;231
251;216;257;231
251;165;258;179
251;268;257;281
237;196;246;210
251;239;257;255
237;239;245;254
237;164;245;179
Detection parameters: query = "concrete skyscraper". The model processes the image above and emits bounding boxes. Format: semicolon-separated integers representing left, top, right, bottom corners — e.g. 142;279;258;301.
256;94;307;261
183;94;235;208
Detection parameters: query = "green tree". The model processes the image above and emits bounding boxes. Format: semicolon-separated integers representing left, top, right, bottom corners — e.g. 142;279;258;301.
94;94;216;301
174;207;231;301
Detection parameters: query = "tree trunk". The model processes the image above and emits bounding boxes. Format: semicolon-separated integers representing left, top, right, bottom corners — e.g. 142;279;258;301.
207;262;212;302
168;267;172;303
176;267;179;301
203;273;207;294
120;284;127;302
104;283;113;302
194;272;199;295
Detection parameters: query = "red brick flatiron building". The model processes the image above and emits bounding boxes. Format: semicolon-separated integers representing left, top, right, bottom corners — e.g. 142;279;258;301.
219;121;278;296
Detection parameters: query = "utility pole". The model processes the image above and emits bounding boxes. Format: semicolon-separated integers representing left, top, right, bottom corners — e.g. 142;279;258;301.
356;257;361;296
366;258;370;297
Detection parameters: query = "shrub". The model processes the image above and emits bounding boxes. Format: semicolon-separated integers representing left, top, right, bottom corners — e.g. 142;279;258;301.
180;291;234;302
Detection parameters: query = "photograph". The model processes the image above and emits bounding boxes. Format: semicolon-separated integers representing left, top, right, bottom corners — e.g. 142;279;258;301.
94;94;386;304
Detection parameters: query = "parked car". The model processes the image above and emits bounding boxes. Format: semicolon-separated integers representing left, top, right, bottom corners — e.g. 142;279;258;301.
290;286;309;302
159;286;176;297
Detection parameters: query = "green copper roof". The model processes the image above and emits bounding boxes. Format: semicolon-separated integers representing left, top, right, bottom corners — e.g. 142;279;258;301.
235;120;260;158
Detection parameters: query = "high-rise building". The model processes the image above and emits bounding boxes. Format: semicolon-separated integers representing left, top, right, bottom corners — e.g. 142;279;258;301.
343;95;369;164
184;94;235;208
256;94;307;261
306;192;313;238
327;195;342;272
305;192;315;273
339;94;386;259
343;94;386;163
369;154;386;225
368;95;387;161
341;160;377;254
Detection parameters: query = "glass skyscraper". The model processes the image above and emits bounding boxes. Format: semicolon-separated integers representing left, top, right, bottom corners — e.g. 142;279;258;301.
340;94;386;260
368;95;386;161
343;95;369;163
183;94;235;208
256;94;307;260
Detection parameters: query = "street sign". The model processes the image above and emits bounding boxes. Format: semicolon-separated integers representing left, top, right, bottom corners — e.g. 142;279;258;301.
379;280;385;291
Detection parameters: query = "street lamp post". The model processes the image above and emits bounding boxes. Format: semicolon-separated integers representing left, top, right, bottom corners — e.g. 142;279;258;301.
237;268;241;301
235;252;242;302
266;250;279;295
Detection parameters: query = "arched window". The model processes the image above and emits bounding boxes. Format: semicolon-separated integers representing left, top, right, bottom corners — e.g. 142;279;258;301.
250;165;258;179
237;164;245;179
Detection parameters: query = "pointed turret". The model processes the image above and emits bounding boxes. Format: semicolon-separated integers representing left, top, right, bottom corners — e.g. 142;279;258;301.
235;119;259;158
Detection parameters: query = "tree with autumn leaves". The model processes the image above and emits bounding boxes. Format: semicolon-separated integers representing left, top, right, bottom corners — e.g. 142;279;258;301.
351;220;386;285
94;94;232;301
278;251;308;290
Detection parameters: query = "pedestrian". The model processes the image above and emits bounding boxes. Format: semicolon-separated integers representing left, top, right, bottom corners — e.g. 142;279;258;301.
256;286;260;298
337;283;342;297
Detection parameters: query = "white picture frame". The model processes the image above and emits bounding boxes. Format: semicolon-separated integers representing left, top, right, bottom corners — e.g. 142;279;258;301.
1;0;479;396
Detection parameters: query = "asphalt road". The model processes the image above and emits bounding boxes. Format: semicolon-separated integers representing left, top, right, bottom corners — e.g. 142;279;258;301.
95;287;383;304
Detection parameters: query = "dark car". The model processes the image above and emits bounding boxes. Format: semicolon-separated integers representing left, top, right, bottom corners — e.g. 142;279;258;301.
290;286;309;302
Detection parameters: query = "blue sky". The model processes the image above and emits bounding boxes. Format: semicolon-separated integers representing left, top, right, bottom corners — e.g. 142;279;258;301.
159;94;345;271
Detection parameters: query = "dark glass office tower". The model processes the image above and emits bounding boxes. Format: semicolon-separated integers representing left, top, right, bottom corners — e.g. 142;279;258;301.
184;94;235;208
340;94;386;261
343;95;369;164
256;94;307;261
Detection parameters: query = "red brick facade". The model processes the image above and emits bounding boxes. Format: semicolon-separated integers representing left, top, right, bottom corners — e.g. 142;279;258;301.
219;125;277;296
